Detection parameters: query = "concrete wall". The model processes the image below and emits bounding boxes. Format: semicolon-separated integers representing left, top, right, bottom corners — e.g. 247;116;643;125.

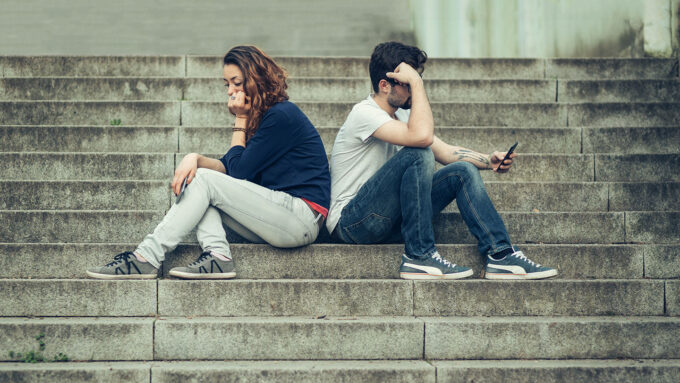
410;0;676;58
0;0;414;56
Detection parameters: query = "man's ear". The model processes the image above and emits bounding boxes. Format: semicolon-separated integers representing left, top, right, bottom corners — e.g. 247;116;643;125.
378;79;391;95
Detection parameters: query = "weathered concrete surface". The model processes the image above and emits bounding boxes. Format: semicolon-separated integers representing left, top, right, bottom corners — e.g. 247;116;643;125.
560;80;680;102
478;154;594;182
0;318;153;361
0;280;157;317
413;280;664;316
0;211;164;243
424;317;680;359
158;280;413;316
596;154;680;182
0;181;170;210
0;56;185;77
154;317;423;360
0;126;178;153
434;212;625;244
152;361;435;383
1;153;174;181
567;103;680;127
0;101;180;125
0;78;184;101
546;59;678;79
583;127;680;154
626;212;680;243
434;360;680;383
645;245;680;278
0;243;646;280
181;101;568;127
609;182;680;211
0;362;150;383
668;280;680;316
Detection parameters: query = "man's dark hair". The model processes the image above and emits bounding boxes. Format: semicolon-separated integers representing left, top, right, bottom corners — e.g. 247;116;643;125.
369;42;427;93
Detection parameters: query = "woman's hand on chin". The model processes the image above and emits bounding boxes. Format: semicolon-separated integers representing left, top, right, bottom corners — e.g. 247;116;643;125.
228;90;251;118
172;153;199;195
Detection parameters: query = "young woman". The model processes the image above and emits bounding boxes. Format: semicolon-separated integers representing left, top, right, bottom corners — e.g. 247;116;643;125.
87;46;330;279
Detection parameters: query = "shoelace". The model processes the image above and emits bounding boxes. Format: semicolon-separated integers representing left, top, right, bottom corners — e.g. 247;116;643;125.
105;251;134;267
189;251;212;266
432;252;454;267
512;250;540;267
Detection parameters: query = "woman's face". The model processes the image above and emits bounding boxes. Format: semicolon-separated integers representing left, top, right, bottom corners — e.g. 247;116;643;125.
223;64;245;97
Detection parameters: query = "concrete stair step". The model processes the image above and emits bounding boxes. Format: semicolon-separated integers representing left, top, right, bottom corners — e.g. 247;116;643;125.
2;360;679;383
3;56;675;79
0;210;643;244
0;279;670;317
1;153;175;181
3;243;668;280
1;316;678;361
595;154;680;181
4;77;679;103
560;79;680;102
0;361;435;383
582;127;680;154
8;180;677;213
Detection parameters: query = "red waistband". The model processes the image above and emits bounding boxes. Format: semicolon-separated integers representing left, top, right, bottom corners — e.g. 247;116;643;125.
301;198;328;218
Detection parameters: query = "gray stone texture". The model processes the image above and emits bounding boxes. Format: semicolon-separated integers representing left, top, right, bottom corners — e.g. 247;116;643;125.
0;362;150;383
0;126;179;153
154;317;423;360
158;280;413;316
476;155;594;182
596;154;680;182
151;361;435;383
0;318;153;361
0;211;164;243
0;56;185;77
668;281;680;316
645;245;680;278
583;127;680;154
0;101;180;125
434;360;680;383
0;280;157;316
545;59;678;79
413;280;664;316
0;181;170;210
0;78;184;101
567;103;680;127
424;317;680;359
1;153;174;181
626;212;680;243
559;80;680;102
609;182;680;211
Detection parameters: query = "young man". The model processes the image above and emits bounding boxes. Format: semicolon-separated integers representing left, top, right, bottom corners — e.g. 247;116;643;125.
326;41;557;280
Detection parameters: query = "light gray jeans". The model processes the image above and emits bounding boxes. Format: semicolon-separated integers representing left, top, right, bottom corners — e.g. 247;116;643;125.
135;168;321;268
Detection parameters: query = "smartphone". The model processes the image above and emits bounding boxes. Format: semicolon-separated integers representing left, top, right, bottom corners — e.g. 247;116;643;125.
175;177;188;203
496;142;518;172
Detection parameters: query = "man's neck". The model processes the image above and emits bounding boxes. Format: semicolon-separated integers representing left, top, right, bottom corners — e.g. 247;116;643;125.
371;94;398;119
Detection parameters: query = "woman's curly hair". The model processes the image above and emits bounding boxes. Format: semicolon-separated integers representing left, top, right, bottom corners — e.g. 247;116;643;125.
223;46;289;138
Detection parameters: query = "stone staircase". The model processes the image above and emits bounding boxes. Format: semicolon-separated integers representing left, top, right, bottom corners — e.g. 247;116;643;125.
0;55;679;382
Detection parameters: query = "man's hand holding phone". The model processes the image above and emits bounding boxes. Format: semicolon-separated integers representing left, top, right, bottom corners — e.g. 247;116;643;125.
490;142;518;173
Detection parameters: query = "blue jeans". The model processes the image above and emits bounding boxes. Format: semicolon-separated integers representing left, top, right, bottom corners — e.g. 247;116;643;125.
334;147;512;260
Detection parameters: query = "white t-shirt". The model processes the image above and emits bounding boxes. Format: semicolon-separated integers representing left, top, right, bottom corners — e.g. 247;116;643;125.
326;95;410;233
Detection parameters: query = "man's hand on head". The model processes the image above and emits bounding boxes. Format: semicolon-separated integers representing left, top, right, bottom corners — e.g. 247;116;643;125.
386;62;422;86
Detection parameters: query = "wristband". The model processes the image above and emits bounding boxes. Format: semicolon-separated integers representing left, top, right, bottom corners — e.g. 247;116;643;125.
232;128;246;133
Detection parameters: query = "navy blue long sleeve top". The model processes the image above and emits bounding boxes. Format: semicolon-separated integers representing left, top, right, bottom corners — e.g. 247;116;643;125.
220;101;330;209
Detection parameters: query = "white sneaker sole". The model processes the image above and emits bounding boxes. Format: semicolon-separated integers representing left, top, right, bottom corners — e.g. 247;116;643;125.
169;270;236;279
485;269;558;280
400;268;473;280
86;270;157;280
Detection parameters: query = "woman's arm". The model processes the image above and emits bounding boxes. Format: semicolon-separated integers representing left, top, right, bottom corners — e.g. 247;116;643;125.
170;153;226;196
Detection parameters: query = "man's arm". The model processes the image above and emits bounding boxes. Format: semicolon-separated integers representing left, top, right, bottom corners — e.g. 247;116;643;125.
430;136;516;172
371;63;434;147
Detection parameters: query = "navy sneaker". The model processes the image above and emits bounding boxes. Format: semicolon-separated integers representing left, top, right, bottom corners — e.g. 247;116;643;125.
485;248;557;280
169;251;236;279
399;251;473;280
86;251;158;279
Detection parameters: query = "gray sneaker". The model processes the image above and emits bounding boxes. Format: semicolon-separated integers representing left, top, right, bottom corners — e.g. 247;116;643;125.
169;251;236;279
86;251;159;279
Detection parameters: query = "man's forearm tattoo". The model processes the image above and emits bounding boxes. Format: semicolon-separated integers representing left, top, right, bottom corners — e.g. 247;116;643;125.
452;149;490;167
